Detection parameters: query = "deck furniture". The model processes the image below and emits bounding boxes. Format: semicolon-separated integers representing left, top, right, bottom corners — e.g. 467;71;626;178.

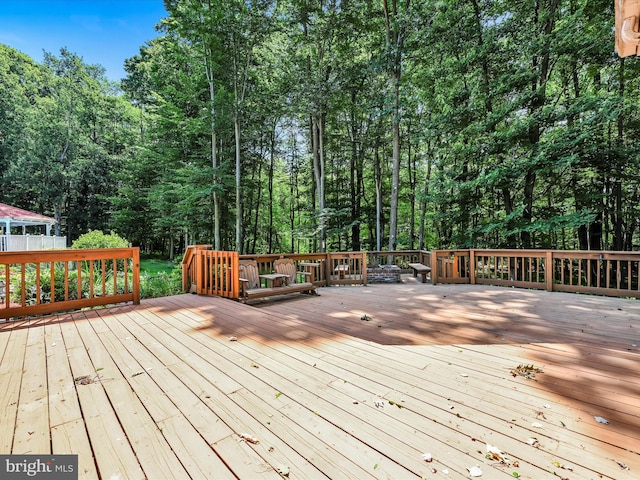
259;273;289;288
408;262;432;283
334;264;350;279
238;259;316;301
299;262;320;282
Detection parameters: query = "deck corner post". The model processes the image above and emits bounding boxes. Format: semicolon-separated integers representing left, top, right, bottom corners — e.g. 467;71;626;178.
132;247;141;304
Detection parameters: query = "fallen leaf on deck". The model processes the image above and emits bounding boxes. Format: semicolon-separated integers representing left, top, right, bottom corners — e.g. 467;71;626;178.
614;460;629;470
239;433;259;444
510;364;543;379
594;416;609;424
486;444;505;461
276;465;290;477
467;465;483;476
526;437;539;447
74;375;95;385
551;460;573;471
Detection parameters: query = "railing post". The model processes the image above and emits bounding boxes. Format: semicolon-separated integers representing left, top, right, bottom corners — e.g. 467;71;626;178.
432;250;438;285
132;247;141;304
469;249;476;285
546;250;553;292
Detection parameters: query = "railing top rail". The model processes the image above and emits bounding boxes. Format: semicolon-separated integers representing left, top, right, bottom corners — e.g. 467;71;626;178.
0;248;138;264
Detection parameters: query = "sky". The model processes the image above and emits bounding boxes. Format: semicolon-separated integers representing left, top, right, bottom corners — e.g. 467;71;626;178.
0;0;168;82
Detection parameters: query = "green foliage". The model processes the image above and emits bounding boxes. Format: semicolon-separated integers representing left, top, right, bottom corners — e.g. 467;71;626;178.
140;264;182;299
71;230;130;249
3;0;640;255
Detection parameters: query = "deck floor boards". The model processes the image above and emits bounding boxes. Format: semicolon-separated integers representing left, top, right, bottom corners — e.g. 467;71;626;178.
0;280;639;479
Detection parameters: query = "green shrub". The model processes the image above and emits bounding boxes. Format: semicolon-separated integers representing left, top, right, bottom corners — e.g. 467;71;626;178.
140;264;183;299
71;230;130;249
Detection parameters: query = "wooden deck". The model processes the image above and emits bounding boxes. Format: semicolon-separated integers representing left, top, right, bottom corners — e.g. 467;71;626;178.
0;279;638;479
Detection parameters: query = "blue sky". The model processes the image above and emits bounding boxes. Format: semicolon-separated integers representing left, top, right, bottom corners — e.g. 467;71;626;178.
0;0;167;82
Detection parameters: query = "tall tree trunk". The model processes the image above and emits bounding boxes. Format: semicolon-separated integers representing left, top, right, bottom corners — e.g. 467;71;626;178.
375;147;383;251
418;154;432;250
312;114;326;251
383;0;409;252
235;116;243;253
522;0;558;248
205;54;220;250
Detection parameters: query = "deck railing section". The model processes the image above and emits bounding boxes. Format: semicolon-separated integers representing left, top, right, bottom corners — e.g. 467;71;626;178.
185;246;640;300
1;248;140;319
327;252;367;285
198;250;239;298
432;249;640;298
367;250;431;271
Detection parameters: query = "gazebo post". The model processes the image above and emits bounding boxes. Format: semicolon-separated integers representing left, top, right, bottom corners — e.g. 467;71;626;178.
4;219;10;251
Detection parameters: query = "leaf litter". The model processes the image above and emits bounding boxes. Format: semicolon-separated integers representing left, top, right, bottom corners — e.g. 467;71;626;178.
510;364;543;379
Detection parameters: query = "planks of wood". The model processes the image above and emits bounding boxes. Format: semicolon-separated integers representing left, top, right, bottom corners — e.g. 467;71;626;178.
0;328;29;453
12;326;49;454
168;294;636;478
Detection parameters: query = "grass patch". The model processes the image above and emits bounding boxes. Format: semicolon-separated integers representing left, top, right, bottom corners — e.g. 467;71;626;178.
140;258;176;275
140;258;182;299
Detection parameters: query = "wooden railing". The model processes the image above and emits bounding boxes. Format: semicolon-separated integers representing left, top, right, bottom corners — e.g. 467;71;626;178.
1;248;140;320
182;246;239;298
433;249;640;298
184;246;640;300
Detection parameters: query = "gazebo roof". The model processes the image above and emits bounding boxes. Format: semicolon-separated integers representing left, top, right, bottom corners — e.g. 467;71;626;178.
0;202;57;228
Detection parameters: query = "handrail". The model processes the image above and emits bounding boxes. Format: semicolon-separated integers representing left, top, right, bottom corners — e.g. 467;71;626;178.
1;248;140;320
433;248;640;298
182;245;212;292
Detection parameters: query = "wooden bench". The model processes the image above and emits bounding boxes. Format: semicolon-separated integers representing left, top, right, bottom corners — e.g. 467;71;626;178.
408;263;432;283
239;259;317;302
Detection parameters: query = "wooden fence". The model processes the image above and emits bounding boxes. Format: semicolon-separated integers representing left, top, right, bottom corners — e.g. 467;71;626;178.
1;248;140;320
432;249;640;298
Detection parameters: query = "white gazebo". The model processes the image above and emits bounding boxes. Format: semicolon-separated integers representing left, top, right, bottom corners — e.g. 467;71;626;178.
0;202;66;251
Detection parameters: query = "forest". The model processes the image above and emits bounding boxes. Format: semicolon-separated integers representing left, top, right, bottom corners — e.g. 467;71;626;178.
1;0;639;258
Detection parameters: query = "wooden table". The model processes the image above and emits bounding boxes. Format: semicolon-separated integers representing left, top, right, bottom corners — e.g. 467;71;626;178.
259;273;289;288
334;264;350;279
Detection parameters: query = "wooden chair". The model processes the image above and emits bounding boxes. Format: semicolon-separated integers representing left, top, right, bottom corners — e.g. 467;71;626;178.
274;258;316;295
239;259;261;298
238;258;317;302
274;258;307;284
